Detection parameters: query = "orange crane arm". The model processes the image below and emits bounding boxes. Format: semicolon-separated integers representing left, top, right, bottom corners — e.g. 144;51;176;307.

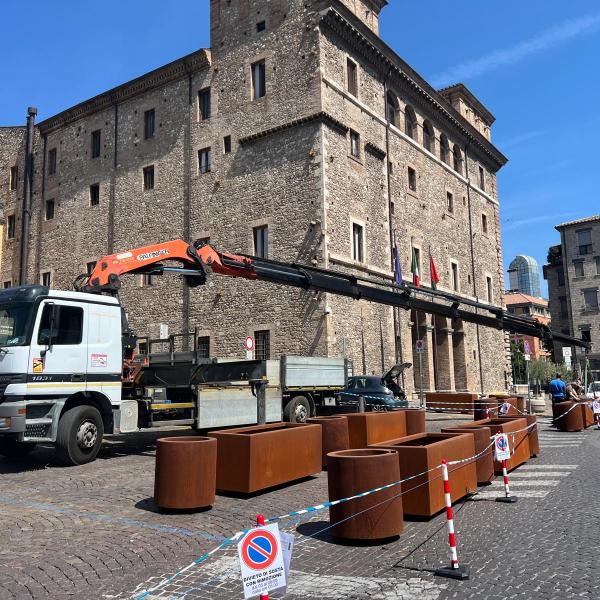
76;239;257;293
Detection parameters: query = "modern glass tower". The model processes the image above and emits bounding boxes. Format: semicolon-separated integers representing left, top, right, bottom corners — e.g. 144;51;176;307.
508;255;542;297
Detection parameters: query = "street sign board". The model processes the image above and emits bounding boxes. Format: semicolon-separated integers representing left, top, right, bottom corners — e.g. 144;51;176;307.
494;434;511;461
523;340;531;355
562;347;572;360
238;524;286;599
415;339;424;354
524;354;531;362
592;401;600;415
245;336;255;352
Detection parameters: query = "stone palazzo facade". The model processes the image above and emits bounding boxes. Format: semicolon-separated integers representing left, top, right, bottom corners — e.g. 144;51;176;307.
0;0;510;395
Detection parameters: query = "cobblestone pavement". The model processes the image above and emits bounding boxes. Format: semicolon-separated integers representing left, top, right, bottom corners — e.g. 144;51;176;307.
1;413;599;599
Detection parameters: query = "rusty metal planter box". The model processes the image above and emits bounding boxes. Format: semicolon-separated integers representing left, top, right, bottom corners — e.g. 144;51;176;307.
581;402;594;428
327;449;404;540
425;392;478;414
398;409;426;435
441;425;495;484
371;433;477;517
553;402;584;432
344;412;407;448
307;416;350;469
496;415;539;457
154;436;217;510
208;423;322;493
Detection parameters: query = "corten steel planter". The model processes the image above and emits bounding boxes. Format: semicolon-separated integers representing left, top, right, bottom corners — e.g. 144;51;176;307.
154;436;217;510
425;392;479;414
307;416;350;469
371;433;477;517
553;402;584;432
497;415;539;457
327;449;404;540
441;426;495;484
208;423;321;494
473;398;498;421
398;409;426;435
580;402;594;428
490;395;524;415
344;412;407;449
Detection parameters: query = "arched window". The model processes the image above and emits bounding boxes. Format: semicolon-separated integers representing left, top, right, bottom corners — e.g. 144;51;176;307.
439;133;449;164
386;92;399;127
422;120;434;153
404;105;417;140
453;144;463;174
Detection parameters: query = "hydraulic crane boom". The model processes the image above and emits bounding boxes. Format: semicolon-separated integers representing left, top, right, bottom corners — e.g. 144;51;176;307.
75;239;589;350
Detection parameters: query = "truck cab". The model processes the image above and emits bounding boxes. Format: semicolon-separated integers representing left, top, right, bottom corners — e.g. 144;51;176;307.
0;285;123;464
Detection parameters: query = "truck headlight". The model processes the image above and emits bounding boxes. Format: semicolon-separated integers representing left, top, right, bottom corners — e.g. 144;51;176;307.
0;417;11;428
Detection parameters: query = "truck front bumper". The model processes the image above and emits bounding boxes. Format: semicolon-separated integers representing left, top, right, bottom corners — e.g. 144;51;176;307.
0;401;27;433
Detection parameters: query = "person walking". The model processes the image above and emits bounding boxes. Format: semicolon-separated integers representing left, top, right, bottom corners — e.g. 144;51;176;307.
549;373;567;404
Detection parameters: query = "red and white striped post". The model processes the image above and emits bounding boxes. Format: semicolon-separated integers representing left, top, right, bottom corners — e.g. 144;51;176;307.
434;460;470;580
496;458;518;503
256;514;269;600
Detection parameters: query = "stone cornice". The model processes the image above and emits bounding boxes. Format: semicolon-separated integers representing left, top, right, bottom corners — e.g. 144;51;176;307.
38;49;211;134
364;141;386;159
238;111;348;145
320;8;508;171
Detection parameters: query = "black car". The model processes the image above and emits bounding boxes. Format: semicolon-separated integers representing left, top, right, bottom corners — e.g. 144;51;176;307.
338;363;411;409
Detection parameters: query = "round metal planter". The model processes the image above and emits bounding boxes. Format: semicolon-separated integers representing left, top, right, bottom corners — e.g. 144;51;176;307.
327;448;403;540
307;416;350;469
553;402;584;432
154;436;217;510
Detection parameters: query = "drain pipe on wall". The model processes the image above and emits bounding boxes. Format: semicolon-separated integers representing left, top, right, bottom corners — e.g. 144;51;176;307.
18;106;37;286
464;141;485;396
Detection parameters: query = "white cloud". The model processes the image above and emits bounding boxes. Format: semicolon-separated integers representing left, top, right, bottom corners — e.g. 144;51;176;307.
431;12;600;87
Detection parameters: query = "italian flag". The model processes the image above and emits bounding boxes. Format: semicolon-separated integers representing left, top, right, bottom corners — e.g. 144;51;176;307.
411;247;420;287
429;251;440;290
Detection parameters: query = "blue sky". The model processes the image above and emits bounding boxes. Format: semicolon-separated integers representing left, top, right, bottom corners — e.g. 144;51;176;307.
3;1;599;296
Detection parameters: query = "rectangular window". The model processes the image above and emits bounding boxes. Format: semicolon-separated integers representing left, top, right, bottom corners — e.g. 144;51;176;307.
3;281;11;289
596;256;600;275
251;61;266;100
91;129;101;159
90;183;100;206
41;271;51;287
144;109;155;139
45;199;55;221
486;275;493;303
256;20;266;32
584;289;599;311
197;336;210;359
48;148;57;175
582;329;592;343
352;222;364;263
141;273;153;287
7;215;15;239
574;261;584;278
38;304;83;346
557;267;565;286
479;165;485;191
199;88;211;120
347;58;358;97
9;166;18;191
223;135;232;154
408;167;417;192
446;191;454;213
350;130;360;158
86;262;96;276
143;165;155;190
451;262;459;292
255;330;270;360
482;213;488;234
198;148;212;174
253;225;268;258
577;229;593;255
559;296;569;319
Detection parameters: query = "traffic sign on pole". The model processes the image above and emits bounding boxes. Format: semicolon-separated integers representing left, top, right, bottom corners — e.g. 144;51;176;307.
245;336;255;360
238;524;286;599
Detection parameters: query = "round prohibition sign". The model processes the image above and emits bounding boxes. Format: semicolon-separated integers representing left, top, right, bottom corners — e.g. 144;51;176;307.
496;435;508;452
241;529;279;571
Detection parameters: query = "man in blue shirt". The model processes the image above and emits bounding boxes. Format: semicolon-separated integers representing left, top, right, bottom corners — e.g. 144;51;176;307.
549;374;566;404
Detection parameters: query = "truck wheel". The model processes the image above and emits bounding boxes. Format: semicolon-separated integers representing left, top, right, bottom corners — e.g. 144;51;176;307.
56;406;104;466
284;396;311;423
0;437;37;458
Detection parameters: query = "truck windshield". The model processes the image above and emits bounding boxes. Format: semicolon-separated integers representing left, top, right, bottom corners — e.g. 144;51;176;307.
0;303;36;347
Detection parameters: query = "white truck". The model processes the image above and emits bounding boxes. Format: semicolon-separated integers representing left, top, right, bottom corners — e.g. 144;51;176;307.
0;285;349;465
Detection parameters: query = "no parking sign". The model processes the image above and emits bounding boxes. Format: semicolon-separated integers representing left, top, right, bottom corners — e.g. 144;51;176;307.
494;433;511;461
238;524;286;598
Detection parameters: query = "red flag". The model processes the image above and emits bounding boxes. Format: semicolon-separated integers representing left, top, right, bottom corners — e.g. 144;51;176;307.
429;251;440;290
